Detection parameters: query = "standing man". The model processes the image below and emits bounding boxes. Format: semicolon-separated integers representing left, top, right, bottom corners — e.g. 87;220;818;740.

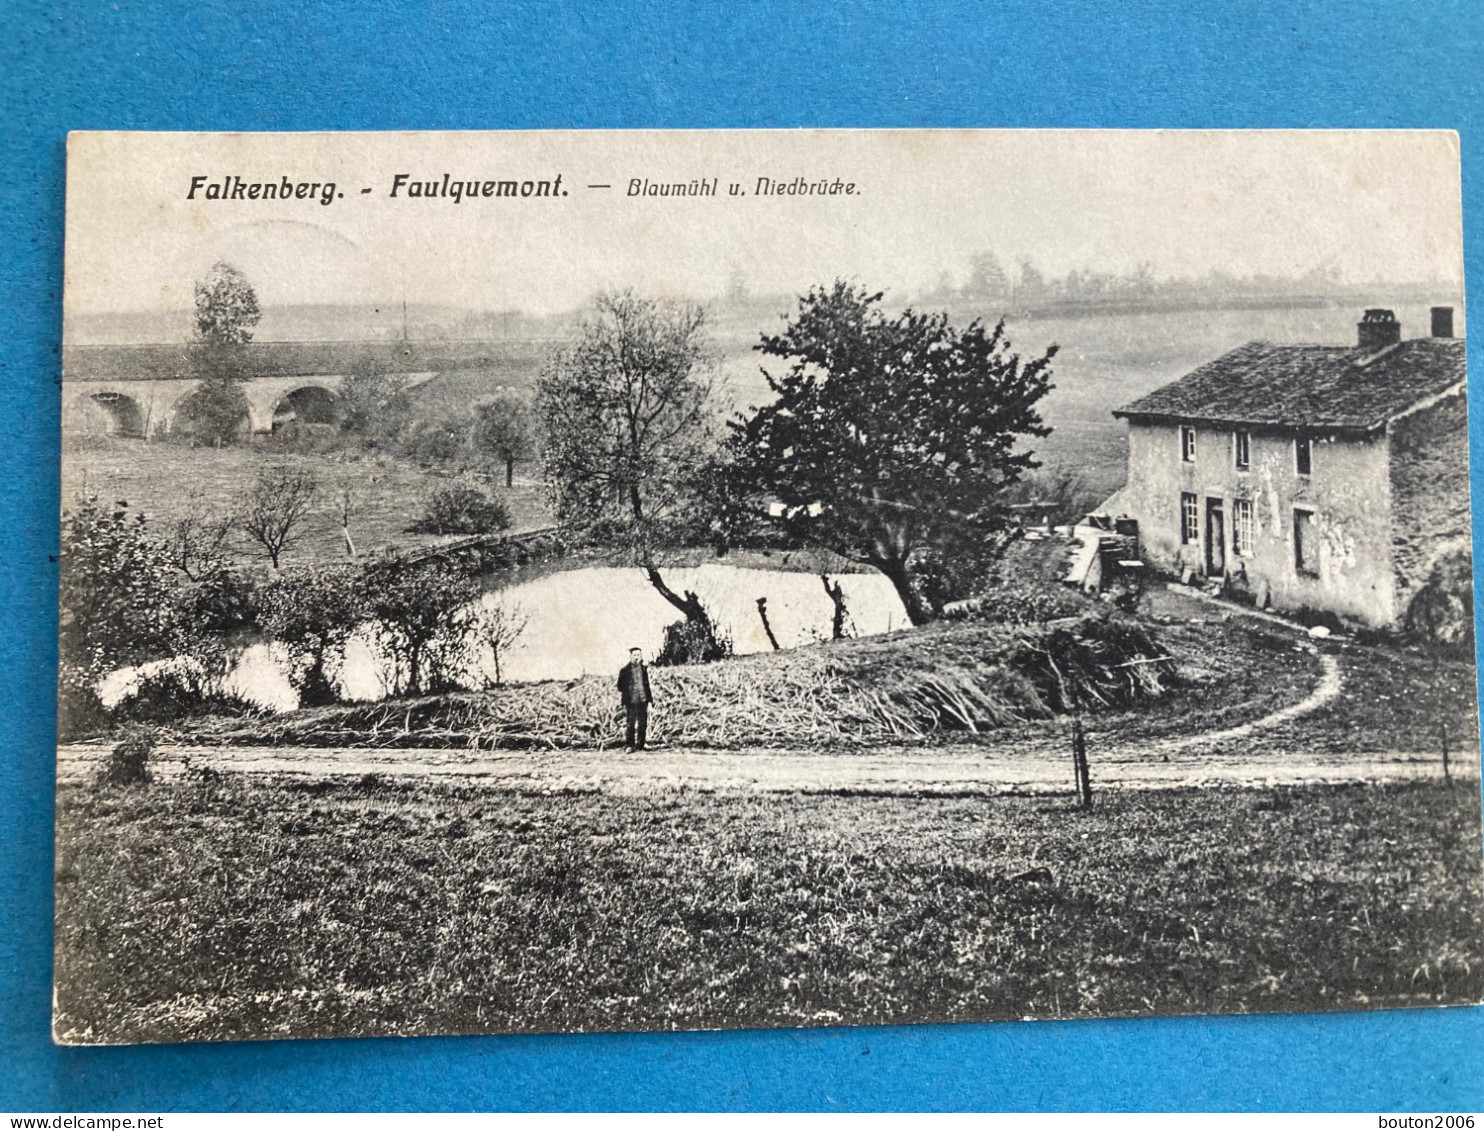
617;646;653;750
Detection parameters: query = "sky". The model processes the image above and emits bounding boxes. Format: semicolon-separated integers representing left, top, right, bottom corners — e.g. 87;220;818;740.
64;130;1465;324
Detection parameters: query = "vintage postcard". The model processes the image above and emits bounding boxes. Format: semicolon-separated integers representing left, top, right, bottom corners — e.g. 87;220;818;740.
54;130;1482;1044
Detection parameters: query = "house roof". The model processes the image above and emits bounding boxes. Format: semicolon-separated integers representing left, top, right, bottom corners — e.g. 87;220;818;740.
1113;337;1467;434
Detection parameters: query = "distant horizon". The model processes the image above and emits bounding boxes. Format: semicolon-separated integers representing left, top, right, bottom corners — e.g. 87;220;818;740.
64;278;1467;348
65;132;1466;323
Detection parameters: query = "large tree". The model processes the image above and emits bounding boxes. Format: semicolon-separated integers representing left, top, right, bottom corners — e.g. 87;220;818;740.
536;290;716;625
194;261;262;346
185;261;260;442
726;281;1057;625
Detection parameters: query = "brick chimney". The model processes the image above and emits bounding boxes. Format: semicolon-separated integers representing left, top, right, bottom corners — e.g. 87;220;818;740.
1431;306;1454;338
1357;308;1401;352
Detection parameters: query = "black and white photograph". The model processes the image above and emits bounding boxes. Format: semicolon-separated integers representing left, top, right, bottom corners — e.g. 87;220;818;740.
52;129;1484;1045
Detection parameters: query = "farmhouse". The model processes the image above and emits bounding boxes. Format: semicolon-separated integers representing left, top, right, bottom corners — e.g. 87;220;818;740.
1108;307;1469;629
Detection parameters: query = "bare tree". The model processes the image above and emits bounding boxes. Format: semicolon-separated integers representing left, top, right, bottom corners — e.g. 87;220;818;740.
167;490;235;580
536;290;717;628
820;574;849;640
239;466;318;570
470;594;529;687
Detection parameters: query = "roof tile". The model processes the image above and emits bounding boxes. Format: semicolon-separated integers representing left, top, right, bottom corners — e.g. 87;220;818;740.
1114;338;1466;432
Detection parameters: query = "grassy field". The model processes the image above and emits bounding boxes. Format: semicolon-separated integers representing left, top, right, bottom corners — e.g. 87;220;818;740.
62;437;552;569
53;775;1484;1044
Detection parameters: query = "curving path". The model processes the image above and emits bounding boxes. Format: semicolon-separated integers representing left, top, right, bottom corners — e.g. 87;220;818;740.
1151;647;1343;757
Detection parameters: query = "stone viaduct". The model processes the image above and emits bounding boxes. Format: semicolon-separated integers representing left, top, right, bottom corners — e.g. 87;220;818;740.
61;341;442;438
66;374;354;436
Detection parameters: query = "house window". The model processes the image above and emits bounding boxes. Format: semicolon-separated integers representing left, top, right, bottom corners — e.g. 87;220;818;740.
1181;492;1199;544
1234;429;1251;470
1294;508;1319;577
1181;426;1196;462
1233;498;1254;557
1295;434;1312;476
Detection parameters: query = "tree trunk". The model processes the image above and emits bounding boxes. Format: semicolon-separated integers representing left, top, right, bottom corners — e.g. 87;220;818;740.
643;562;709;624
820;574;847;640
505;457;515;489
300;652;338;707
876;555;932;627
756;597;781;650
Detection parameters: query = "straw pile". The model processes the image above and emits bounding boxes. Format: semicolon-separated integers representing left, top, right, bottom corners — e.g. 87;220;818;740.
219;611;1174;750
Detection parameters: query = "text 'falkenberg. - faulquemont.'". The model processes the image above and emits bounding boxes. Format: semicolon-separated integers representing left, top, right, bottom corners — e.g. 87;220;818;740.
186;172;570;207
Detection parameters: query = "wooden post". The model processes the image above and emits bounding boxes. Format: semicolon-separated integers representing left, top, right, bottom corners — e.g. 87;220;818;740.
1070;684;1092;809
1073;715;1092;809
1434;652;1452;785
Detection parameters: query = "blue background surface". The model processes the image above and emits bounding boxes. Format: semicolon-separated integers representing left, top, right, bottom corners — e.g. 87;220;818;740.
3;0;1484;1112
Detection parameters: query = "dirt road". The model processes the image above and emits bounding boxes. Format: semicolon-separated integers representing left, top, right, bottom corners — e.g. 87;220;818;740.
55;739;1468;795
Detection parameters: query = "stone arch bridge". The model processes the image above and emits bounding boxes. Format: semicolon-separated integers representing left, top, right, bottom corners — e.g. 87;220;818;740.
66;374;354;437
61;341;446;438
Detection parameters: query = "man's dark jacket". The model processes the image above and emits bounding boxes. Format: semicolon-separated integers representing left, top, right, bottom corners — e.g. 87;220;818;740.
618;661;652;705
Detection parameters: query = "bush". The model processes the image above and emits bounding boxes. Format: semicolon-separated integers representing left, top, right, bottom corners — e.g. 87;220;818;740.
406;486;512;536
59;496;252;735
174;376;250;445
178;567;258;634
256;566;369;705
58;675;109;739
365;558;483;695
59;497;188;736
265;420;344;454
112;660;251;724
946;584;1087;625
401;417;469;467
1404;548;1475;655
98;732;154;785
338;371;415;444
654;612;733;667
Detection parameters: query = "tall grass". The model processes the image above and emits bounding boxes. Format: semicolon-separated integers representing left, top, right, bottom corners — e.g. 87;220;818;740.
52;777;1484;1043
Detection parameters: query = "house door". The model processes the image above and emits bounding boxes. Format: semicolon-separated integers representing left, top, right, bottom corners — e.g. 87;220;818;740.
1205;498;1226;576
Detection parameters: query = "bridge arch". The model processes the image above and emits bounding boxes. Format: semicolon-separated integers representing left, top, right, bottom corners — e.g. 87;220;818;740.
271;384;340;431
68;391;147;438
244;376;346;433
